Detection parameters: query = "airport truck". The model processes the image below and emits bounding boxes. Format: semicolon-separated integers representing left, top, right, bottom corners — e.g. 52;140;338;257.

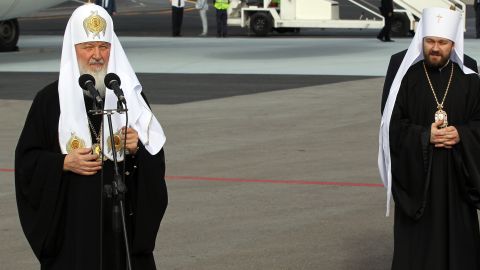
227;0;467;36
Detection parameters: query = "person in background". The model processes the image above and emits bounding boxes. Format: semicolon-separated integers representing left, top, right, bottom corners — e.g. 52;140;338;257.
474;0;480;38
196;0;209;36
171;0;185;37
377;0;394;42
214;0;229;37
95;0;117;16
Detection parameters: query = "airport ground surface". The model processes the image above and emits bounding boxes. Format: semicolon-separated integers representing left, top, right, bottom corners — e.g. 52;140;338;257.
2;2;480;270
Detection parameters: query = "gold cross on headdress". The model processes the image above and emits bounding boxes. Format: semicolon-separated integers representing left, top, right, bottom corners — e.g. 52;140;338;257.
436;15;443;23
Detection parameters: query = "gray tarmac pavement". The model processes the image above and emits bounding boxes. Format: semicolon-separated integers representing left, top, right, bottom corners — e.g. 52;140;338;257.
0;72;373;103
0;75;393;269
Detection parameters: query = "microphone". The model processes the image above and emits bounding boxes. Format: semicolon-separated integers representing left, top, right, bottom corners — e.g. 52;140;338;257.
78;74;103;105
104;73;126;104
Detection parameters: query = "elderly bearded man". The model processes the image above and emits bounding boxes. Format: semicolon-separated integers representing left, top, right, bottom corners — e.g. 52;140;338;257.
379;7;480;270
15;4;167;270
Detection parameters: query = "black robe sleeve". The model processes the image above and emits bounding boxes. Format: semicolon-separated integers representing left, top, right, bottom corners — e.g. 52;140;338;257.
389;74;432;220
129;147;168;251
129;92;168;267
14;82;67;260
453;76;480;208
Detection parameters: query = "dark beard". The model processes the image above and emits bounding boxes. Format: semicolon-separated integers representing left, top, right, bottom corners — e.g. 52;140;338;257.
424;52;451;69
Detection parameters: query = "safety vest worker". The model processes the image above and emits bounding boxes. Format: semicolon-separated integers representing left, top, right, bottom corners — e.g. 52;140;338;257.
214;0;229;10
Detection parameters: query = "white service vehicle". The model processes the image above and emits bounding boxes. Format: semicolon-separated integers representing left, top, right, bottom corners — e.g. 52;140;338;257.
0;0;67;51
227;0;466;36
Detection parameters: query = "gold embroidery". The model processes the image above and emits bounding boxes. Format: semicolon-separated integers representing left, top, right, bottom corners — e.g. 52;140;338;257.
66;133;85;153
107;132;124;154
83;11;107;39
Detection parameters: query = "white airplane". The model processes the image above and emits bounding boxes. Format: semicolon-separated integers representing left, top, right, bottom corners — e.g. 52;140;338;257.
0;0;68;51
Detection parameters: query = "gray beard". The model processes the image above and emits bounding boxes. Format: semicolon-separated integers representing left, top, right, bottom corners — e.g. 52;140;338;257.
79;66;107;98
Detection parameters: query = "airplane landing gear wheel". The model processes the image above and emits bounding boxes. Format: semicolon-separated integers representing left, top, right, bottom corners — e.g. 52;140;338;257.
0;19;19;52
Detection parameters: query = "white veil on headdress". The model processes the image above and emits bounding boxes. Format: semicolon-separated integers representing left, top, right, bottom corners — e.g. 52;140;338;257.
58;3;166;161
378;7;475;216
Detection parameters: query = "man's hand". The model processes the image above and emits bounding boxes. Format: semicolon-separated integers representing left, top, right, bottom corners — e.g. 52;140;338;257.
63;148;102;175
121;127;139;155
430;120;460;148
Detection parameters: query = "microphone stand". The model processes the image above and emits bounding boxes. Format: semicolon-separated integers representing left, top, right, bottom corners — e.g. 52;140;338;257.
91;103;132;270
88;99;103;270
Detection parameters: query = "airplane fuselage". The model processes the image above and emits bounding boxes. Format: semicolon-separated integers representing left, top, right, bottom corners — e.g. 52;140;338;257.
0;0;67;51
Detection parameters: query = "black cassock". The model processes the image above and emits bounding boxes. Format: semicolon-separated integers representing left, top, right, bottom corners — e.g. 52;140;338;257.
390;61;480;270
15;81;168;270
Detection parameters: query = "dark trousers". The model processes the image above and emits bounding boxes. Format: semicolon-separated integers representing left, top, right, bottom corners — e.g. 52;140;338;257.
377;14;392;40
216;9;228;37
172;6;184;36
476;7;480;38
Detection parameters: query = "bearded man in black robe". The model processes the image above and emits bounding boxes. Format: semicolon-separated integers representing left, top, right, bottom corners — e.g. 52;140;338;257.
15;4;168;270
379;7;480;270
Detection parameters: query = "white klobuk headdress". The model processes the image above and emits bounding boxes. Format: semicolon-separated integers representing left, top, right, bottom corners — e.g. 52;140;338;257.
58;3;166;161
378;7;475;216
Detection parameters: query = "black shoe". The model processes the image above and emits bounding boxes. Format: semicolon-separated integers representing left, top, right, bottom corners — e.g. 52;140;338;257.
376;36;383;41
